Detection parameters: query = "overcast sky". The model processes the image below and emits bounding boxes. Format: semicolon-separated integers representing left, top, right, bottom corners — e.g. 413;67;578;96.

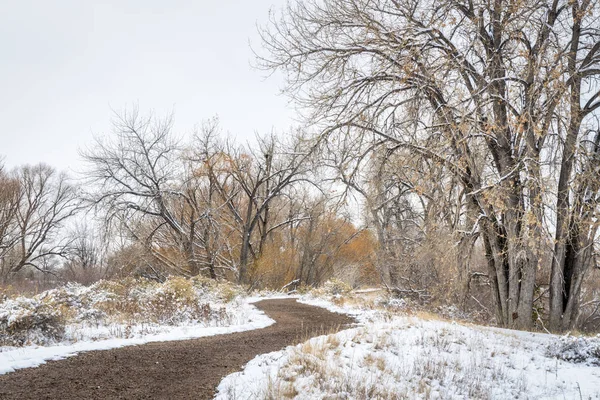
1;0;293;173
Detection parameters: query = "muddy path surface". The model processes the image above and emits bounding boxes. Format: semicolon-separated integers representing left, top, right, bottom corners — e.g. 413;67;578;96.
0;299;355;400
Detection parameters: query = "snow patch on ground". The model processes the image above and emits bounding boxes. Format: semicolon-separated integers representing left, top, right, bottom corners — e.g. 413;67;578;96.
297;295;374;324
0;299;273;375
216;296;600;400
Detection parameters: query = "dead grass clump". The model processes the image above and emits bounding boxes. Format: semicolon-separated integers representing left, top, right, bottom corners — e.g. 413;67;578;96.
264;376;299;399
268;332;407;400
0;285;16;302
362;353;387;372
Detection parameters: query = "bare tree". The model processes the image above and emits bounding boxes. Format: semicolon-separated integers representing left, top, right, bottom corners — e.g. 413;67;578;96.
219;132;317;283
293;195;368;287
0;163;21;278
62;222;108;284
0;164;79;281
548;0;600;330
81;109;204;276
259;0;600;329
83;109;318;284
186;119;242;279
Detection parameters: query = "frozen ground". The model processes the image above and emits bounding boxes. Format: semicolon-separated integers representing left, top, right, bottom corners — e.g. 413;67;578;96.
216;294;600;400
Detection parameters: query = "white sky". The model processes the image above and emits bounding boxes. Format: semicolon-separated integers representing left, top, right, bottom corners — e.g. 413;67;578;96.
0;0;294;173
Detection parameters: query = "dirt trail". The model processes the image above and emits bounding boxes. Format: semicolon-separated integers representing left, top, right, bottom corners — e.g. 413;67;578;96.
0;299;355;400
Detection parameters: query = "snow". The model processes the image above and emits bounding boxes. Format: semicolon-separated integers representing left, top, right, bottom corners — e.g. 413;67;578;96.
216;295;600;400
4;285;600;399
352;288;384;294
0;299;274;375
297;295;375;324
0;277;263;347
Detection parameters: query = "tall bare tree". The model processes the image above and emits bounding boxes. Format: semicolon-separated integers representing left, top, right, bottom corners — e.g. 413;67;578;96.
221;132;316;283
84;110;318;283
259;0;600;329
186;119;241;279
82;109;203;276
0;163;21;275
0;164;80;281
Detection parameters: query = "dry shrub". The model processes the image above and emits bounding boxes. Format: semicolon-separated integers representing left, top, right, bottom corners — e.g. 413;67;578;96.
387;229;494;323
4;285;76;346
311;279;353;297
163;276;197;302
0;298;66;346
89;276;233;325
0;285;13;302
143;277;222;325
250;238;298;290
0;276;242;346
396;231;462;303
547;335;600;365
190;275;218;290
249;217;377;291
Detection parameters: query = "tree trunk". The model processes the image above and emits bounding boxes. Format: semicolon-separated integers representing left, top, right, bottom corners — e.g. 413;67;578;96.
183;239;200;276
238;230;251;284
297;216;315;285
549;3;584;332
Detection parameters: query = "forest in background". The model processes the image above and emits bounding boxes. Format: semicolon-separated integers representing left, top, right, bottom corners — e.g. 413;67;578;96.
0;113;378;292
1;0;600;334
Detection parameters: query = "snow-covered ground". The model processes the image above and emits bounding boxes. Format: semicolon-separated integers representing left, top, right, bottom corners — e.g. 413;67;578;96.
216;294;600;400
4;281;600;399
0;279;275;375
0;300;273;375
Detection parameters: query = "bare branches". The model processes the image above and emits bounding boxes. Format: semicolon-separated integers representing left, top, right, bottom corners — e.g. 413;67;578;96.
81;110;319;283
259;0;600;330
0;164;80;281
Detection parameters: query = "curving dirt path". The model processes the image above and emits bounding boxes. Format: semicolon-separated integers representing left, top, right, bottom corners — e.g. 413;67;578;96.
0;299;355;400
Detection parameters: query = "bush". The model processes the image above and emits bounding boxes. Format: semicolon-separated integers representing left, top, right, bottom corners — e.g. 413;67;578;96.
0;276;243;346
0;298;65;346
547;335;600;366
312;279;353;296
379;295;408;311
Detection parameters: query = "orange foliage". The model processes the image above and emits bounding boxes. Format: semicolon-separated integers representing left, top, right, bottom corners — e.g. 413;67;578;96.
252;212;377;290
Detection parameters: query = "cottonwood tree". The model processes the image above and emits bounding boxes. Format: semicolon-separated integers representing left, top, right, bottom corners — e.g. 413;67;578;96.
83;110;318;283
218;132;317;284
325;135;476;304
82;109;205;276
0;164;79;281
259;0;600;329
0;164;21;278
83;110;238;279
548;0;600;330
321;132;454;288
186;119;242;279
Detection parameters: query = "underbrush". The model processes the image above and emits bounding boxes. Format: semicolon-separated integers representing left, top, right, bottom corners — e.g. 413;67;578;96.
309;279;353;297
547;334;600;366
0;276;244;347
299;281;486;327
